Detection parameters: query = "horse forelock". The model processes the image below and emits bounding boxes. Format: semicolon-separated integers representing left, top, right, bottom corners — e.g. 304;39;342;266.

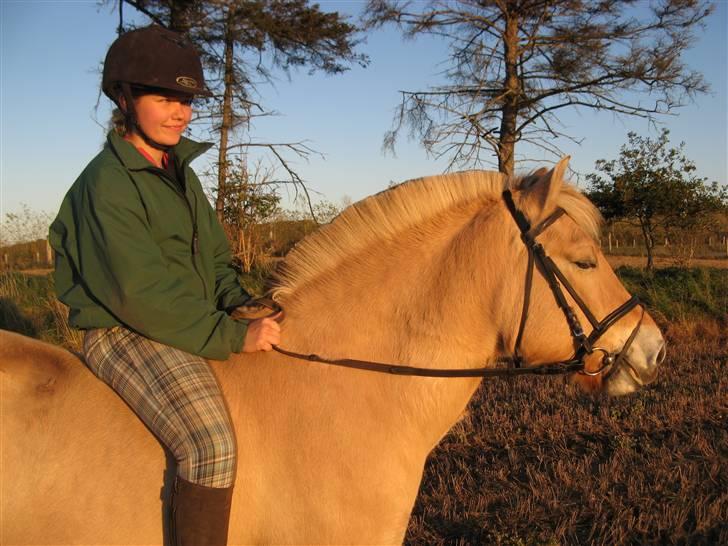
549;184;604;242
272;168;602;300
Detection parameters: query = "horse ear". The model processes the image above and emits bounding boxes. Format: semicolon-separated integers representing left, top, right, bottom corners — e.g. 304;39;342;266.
521;167;549;188
522;156;570;222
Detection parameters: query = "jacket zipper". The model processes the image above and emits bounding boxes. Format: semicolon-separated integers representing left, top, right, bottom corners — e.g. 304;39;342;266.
148;167;209;301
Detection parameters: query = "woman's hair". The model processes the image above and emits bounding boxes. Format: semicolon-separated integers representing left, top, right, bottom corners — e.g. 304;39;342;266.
110;107;129;136
108;86;147;136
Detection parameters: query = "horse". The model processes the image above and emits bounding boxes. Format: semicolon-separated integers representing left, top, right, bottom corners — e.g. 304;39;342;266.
0;158;665;545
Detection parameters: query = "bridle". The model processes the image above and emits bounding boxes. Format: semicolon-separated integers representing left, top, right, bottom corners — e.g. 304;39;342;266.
267;190;644;380
269;190;643;378
499;190;643;379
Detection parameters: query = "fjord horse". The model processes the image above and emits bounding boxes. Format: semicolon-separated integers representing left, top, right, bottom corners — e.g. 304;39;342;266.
1;159;664;544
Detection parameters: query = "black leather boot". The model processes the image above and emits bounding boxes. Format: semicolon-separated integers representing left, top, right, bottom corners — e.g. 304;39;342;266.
171;477;234;546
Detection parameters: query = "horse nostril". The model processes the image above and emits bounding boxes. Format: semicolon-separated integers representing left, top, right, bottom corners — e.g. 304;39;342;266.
656;342;667;365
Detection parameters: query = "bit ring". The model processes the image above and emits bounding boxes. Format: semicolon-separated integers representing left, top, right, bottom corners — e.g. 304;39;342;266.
580;347;616;376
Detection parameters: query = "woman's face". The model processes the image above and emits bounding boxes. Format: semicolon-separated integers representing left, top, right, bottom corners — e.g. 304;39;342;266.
132;93;193;147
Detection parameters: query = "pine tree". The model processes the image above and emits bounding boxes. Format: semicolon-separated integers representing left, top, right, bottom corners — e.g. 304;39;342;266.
365;0;713;175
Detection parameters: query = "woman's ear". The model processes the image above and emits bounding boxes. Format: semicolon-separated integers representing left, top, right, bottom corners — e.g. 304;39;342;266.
117;94;127;113
520;156;570;224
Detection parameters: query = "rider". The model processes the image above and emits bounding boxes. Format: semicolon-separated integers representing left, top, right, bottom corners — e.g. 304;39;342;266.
49;24;281;545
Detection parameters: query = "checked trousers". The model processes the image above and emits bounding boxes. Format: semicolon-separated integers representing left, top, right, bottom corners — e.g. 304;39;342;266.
83;326;237;488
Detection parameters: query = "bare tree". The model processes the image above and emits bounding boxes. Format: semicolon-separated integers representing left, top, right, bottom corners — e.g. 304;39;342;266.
1;204;52;246
365;0;714;175
219;157;281;273
109;0;367;220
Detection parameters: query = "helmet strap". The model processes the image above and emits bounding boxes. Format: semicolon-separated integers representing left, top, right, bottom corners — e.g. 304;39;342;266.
120;82;173;152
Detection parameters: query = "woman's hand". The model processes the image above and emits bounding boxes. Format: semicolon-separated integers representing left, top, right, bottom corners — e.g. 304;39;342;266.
242;313;282;353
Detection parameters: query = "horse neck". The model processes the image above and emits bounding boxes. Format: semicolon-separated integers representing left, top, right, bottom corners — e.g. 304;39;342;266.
263;198;519;448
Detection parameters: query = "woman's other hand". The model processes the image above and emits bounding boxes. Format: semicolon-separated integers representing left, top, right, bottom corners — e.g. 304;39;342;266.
242;313;282;353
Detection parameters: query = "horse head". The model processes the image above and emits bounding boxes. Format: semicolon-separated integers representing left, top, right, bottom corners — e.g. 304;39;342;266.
502;157;665;395
271;159;665;398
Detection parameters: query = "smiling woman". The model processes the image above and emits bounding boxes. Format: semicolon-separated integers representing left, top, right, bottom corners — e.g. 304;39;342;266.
45;24;282;546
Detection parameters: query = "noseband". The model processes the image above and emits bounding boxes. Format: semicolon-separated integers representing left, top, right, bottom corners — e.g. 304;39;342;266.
269;190;643;379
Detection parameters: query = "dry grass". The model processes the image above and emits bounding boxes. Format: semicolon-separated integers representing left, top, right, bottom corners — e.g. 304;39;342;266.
45;293;84;351
0;270;82;352
404;330;726;545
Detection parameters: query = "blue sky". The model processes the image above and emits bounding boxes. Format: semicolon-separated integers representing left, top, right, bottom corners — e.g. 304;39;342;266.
1;0;726;218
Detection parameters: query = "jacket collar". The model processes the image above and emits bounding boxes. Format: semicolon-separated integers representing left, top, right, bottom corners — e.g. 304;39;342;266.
107;130;213;171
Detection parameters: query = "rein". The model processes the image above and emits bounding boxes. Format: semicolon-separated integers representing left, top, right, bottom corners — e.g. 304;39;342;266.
263;191;643;379
271;345;586;378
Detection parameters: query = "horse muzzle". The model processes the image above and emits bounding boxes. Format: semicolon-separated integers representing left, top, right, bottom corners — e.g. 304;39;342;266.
604;328;666;396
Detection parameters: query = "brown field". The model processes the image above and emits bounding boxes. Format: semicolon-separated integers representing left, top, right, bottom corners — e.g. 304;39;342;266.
404;330;727;545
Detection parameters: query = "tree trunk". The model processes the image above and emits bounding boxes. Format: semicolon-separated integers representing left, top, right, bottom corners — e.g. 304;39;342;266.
216;13;236;223
640;218;655;272
497;12;520;176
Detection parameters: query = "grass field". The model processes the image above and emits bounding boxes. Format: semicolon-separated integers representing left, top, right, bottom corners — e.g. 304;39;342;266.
1;265;725;545
606;255;728;270
404;331;725;545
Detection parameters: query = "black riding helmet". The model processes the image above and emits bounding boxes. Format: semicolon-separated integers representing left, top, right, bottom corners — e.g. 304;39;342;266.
102;25;211;149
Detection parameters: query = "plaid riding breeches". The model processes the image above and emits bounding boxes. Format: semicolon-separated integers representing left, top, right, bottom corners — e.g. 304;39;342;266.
83;326;237;488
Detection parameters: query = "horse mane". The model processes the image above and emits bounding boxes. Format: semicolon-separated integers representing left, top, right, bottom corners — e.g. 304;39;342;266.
272;169;602;300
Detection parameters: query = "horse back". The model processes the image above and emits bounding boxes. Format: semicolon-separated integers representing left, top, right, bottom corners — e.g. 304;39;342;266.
0;329;165;544
0;329;79;400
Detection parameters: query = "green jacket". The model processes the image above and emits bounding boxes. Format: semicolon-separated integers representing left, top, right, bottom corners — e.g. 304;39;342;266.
49;131;250;360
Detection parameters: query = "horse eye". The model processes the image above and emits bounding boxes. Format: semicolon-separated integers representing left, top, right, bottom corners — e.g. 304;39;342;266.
575;261;596;270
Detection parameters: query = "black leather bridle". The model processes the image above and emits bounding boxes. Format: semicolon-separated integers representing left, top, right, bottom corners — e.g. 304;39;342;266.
268;190;644;380
499;190;643;378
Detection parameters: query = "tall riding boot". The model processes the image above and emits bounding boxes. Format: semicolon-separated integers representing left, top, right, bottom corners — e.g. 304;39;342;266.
171;477;234;546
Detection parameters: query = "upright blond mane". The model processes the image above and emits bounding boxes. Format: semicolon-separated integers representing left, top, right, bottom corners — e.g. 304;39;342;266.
273;169;602;299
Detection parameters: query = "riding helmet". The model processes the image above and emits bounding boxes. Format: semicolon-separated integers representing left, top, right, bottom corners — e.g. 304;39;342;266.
102;24;211;101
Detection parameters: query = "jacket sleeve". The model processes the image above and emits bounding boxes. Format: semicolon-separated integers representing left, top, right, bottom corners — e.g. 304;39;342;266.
204;196;253;311
76;171;247;360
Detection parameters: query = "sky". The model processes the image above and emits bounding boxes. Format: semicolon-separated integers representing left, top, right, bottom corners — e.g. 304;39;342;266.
1;0;726;220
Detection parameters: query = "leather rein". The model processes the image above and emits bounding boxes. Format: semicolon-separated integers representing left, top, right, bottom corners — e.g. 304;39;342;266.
264;190;643;379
